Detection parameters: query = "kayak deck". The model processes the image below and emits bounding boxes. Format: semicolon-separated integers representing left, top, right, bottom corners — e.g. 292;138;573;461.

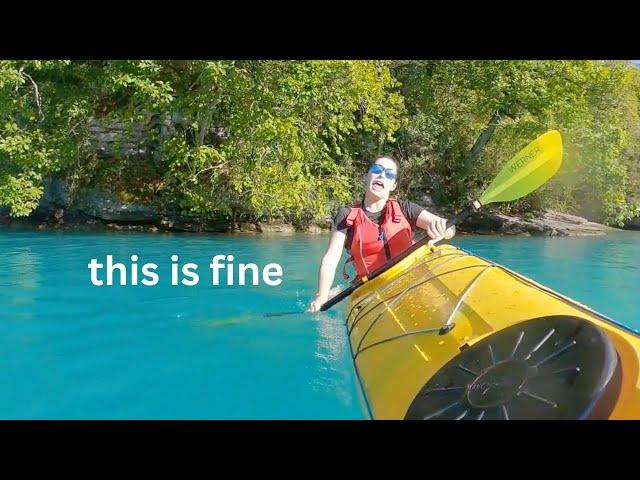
345;244;640;420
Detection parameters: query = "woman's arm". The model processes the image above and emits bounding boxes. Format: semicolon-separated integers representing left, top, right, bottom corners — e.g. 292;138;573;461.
308;229;347;312
416;209;455;240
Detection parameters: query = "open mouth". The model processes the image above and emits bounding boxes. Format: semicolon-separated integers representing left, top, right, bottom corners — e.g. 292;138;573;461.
371;179;385;191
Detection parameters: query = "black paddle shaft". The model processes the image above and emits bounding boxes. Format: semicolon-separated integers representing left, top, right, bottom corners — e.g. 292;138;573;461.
319;203;480;312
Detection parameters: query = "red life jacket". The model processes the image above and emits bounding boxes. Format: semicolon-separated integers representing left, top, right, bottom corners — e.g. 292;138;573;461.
344;198;414;280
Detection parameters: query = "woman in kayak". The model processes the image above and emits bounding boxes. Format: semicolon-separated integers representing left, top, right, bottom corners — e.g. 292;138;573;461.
308;155;454;312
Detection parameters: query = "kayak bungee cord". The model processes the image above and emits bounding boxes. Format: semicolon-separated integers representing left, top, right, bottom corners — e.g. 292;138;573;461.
352;263;492;357
346;251;470;334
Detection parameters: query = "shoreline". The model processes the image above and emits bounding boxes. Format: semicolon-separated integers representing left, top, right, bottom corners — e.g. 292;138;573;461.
0;208;628;237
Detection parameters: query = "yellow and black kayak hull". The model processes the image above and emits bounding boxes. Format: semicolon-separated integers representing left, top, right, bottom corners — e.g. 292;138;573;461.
345;244;640;420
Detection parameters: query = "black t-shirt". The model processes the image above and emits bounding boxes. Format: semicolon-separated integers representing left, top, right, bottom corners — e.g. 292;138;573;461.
332;199;425;248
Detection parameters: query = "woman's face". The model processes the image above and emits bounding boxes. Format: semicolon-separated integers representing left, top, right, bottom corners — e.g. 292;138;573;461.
366;157;398;199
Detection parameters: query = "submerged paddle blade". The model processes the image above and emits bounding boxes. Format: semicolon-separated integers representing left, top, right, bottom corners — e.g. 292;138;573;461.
479;130;563;206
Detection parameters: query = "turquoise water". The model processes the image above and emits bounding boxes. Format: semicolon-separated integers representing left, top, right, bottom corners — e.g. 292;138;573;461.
1;229;639;419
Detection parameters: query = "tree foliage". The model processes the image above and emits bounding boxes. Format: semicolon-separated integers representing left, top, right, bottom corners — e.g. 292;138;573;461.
392;60;640;225
1;60;638;226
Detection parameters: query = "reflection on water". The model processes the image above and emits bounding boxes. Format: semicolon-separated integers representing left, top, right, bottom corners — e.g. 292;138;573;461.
4;248;42;313
312;312;356;408
6;248;42;287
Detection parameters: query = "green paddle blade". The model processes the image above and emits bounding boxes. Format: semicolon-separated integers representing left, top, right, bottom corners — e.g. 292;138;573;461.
479;130;563;206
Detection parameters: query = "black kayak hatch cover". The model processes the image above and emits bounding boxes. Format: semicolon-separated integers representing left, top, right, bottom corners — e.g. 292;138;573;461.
405;315;621;420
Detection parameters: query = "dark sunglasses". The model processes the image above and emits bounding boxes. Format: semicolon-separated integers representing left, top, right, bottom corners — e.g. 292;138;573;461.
369;163;397;180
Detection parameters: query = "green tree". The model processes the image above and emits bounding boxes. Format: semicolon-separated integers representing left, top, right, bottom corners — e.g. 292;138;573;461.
0;60;174;216
157;60;405;224
2;60;638;228
392;60;640;225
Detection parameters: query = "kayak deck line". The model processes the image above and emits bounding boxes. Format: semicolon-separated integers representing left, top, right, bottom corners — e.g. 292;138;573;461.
500;261;640;338
352;264;496;360
352;263;494;356
348;258;483;338
355;327;443;361
346;252;471;334
377;295;434;364
345;251;470;327
458;245;640;338
441;264;495;331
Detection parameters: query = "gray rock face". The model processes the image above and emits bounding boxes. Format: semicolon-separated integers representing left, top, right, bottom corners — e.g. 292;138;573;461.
88;119;151;158
624;216;640;230
256;222;296;233
316;215;333;230
22;177;70;223
233;222;261;232
39;178;69;210
71;188;159;223
304;224;325;234
459;209;621;236
0;206;10;225
158;216;229;232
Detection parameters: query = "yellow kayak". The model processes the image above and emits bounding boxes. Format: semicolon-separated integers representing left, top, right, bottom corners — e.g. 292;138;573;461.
345;243;640;420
